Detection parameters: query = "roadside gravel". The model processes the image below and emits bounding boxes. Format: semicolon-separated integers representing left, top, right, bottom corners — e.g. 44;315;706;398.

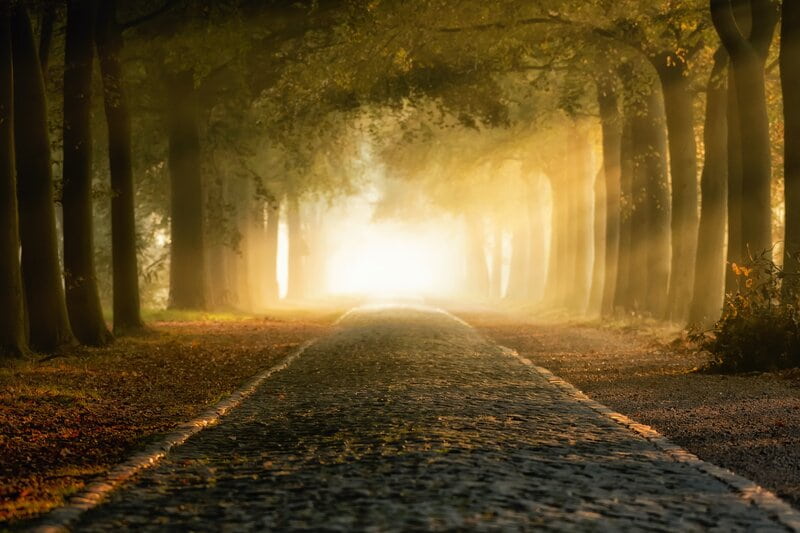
464;310;800;509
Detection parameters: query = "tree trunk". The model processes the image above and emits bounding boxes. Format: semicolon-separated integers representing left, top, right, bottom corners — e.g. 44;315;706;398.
286;196;305;300
246;201;268;309
655;57;700;323
544;179;570;308
0;8;28;359
725;70;744;291
96;0;142;333
782;0;800;293
203;175;230;309
614;110;635;313
632;82;671;317
38;2;55;78
11;5;75;352
526;176;548;302
712;0;778;259
597;80;622;316
62;0;111;346
734;55;773;257
569;126;593;314
264;200;280;302
506;212;529;300
466;215;489;298
689;49;729;325
588;168;606;317
491;224;503;299
167;70;206;309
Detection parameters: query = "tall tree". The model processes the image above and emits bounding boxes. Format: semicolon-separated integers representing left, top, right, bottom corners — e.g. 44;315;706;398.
637;82;671;317
38;1;55;77
96;0;143;333
569;124;594;313
614;97;636;313
653;51;700;322
588;167;606;316
689;49;729;325
264;200;280;302
525;176;548;302
167;70;206;309
596;79;622;316
11;5;75;352
711;0;778;258
465;214;490;298
506;210;530;301
725;70;744;291
491;224;503;299
0;6;27;359
62;0;112;346
544;175;572;308
782;0;800;292
286;195;305;300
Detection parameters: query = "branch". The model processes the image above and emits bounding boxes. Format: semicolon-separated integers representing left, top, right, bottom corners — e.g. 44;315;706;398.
710;0;748;57
433;15;567;33
38;2;55;75
120;0;177;31
749;0;779;59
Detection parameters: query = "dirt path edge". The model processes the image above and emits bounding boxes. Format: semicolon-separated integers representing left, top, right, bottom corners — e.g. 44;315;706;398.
499;345;800;532
27;340;317;533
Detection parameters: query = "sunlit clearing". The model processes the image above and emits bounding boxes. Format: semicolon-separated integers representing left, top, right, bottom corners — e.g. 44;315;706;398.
325;218;464;298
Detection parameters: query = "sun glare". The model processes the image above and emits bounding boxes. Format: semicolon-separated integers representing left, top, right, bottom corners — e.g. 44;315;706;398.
325;220;463;298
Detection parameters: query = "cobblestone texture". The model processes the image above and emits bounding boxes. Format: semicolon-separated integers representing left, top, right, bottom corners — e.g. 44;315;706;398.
71;306;789;531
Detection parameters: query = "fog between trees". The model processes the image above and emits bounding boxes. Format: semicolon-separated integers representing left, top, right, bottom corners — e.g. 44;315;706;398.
1;0;798;358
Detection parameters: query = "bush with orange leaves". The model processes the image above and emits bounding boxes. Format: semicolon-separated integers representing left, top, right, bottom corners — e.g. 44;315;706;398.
692;252;800;372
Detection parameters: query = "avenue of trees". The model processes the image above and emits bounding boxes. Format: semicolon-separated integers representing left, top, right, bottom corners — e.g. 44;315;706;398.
1;0;799;362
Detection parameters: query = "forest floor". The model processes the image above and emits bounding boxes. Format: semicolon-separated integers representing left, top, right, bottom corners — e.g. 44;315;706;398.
0;306;341;526
459;306;800;510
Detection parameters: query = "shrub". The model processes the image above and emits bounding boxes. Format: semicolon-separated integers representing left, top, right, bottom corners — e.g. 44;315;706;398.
691;253;800;373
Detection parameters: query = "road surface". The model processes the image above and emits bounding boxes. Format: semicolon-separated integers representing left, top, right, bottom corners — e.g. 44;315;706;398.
58;305;791;531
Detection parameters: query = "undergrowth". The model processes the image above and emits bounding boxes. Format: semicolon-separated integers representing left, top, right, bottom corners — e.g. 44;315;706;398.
691;254;800;373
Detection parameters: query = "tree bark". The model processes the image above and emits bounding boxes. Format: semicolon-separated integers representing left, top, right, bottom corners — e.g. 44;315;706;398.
62;0;111;346
636;83;671;317
689;49;729;325
38;2;55;78
11;5;75;352
654;56;700;323
286;195;305;300
725;70;744;291
711;0;778;258
95;0;142;333
782;0;800;293
614;110;635;313
628;119;650;313
264;200;280;302
569;126;593;314
588;168;606;317
0;8;28;359
167;70;206;309
597;80;622;316
245;201;269;309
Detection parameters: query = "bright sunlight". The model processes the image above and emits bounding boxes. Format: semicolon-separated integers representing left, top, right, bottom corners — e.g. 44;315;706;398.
324;214;465;298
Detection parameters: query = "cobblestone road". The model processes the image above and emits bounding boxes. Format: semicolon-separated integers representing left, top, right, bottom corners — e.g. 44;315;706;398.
69;305;790;531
